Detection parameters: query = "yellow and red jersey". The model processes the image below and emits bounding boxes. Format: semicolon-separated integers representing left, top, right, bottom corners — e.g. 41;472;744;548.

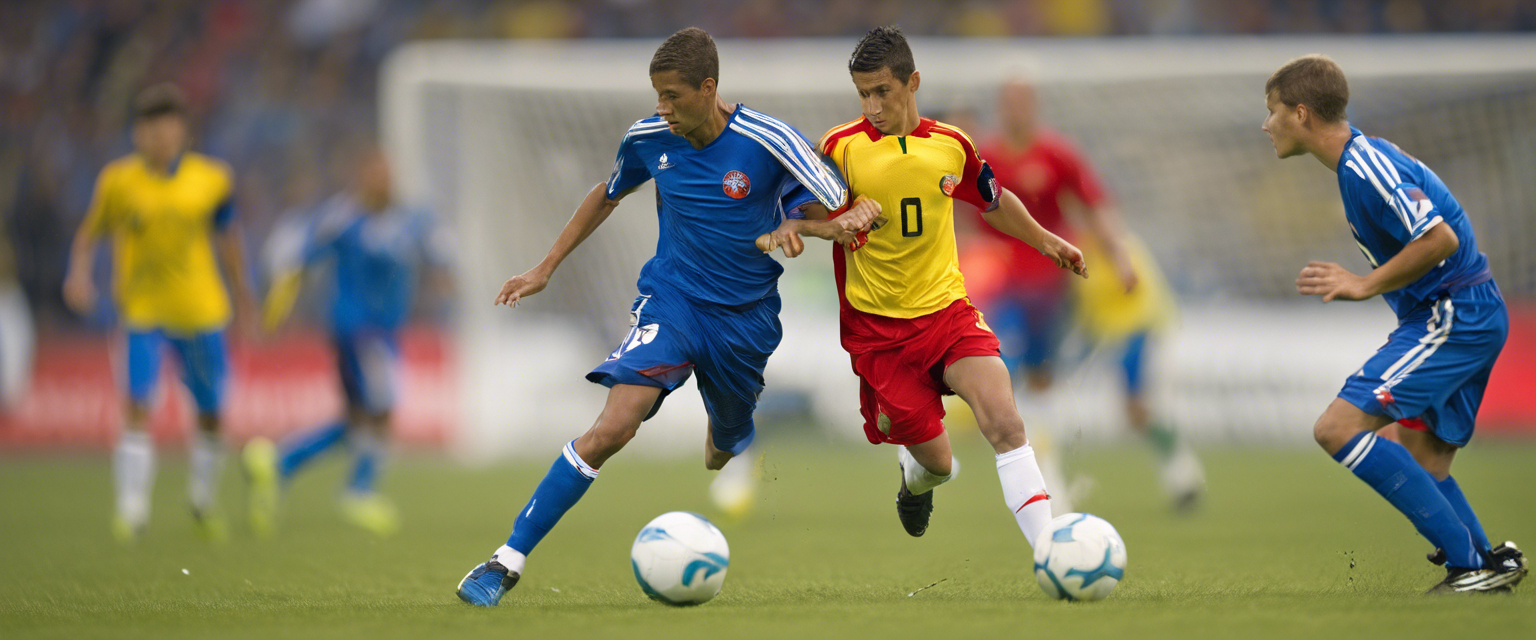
80;152;235;332
820;116;999;326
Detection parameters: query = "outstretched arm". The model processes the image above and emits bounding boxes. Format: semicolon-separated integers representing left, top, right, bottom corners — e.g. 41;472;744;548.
981;188;1087;278
1297;222;1458;302
1079;202;1137;291
495;182;625;306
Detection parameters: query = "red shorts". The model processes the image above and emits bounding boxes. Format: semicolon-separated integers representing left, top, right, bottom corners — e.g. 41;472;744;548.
842;298;1002;446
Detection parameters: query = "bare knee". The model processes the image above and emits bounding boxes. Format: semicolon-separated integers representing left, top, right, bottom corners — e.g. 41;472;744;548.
575;417;640;468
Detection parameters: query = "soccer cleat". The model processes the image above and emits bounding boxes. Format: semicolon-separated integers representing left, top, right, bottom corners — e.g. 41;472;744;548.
1425;567;1515;595
341;493;400;537
111;515;144;544
456;560;520;606
1426;548;1447;566
1490;541;1527;588
895;462;934;537
190;508;229;543
242;437;280;538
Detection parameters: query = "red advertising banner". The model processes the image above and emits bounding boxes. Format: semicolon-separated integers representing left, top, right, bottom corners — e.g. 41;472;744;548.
0;327;455;449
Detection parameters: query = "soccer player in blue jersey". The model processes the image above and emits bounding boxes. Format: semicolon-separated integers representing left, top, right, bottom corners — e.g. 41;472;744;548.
1262;55;1526;594
243;149;451;537
454;28;879;606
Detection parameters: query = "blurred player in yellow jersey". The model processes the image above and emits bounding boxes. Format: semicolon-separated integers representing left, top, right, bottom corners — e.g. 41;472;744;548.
764;27;1084;548
63;84;257;541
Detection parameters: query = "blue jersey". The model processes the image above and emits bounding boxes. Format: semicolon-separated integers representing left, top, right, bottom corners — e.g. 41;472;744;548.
302;195;451;333
606;105;847;307
1337;127;1492;318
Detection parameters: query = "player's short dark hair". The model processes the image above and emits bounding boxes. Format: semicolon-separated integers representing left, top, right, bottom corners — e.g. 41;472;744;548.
1265;54;1349;123
849;26;915;84
649;27;718;89
133;83;188;121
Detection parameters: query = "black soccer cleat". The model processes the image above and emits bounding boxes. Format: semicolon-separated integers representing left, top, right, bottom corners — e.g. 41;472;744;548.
895;469;933;537
1489;541;1528;588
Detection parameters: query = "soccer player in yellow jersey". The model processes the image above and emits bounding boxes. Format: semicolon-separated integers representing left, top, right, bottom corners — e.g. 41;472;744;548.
769;27;1084;547
63;84;256;541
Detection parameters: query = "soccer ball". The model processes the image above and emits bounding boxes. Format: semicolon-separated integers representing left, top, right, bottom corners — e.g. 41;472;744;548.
1033;512;1127;601
630;511;730;605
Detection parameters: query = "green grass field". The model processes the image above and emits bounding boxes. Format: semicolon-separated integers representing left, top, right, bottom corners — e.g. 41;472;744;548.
3;436;1533;640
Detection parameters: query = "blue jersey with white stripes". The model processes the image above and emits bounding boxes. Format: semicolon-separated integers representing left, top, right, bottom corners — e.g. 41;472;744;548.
607;105;847;307
302;195;451;333
1336;127;1492;318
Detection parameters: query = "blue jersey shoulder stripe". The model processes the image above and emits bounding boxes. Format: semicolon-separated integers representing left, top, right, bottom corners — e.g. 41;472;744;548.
1345;144;1414;232
734;108;846;208
732;108;847;210
608;118;671;196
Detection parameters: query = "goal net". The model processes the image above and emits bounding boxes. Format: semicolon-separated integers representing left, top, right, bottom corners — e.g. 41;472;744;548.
381;37;1536;459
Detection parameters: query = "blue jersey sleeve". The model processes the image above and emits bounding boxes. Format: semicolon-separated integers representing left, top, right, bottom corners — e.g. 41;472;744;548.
212;197;235;231
732;108;848;211
779;183;817;220
606;119;666;200
1340;151;1443;246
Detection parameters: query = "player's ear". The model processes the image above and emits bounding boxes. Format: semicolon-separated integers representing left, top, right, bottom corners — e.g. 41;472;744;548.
700;76;717;98
907;70;921;93
1294;102;1311;128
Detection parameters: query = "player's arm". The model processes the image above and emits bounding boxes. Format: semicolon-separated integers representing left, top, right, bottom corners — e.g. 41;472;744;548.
1078;201;1137;291
982;188;1087;278
756;198;881;258
494;182;627;306
64;169;113;315
212;198;259;336
1297;223;1458;303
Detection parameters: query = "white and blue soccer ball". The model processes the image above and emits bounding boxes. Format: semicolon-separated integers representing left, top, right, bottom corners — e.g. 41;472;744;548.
630;511;730;606
1033;512;1127;601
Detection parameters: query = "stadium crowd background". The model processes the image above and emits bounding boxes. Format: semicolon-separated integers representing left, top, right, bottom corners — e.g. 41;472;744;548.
4;0;1536;333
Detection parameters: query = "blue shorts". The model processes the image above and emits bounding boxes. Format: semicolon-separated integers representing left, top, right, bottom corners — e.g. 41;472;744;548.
587;290;783;456
126;328;228;414
334;328;400;415
1118;331;1151;396
1338;281;1507;447
983;289;1068;373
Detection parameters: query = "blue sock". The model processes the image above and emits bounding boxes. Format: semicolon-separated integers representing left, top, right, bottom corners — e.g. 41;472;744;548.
279;420;348;479
1334;431;1482;569
505;440;598;555
1436;476;1492;557
347;430;384;495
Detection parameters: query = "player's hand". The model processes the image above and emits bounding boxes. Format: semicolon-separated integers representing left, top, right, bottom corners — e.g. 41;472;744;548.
833;195;882;250
1296;261;1374;302
231;293;261;342
1041;236;1088;278
494;267;551;307
1113;256;1139;293
756;220;806;258
63;272;96;315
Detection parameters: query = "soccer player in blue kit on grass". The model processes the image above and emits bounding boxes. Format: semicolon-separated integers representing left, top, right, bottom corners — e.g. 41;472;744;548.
455;27;881;606
1261;55;1526;594
243;149;452;538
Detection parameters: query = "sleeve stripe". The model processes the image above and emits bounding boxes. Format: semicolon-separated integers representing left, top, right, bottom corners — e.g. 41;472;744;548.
736;109;840;198
607;119;668;196
1360;140;1403;184
1342;160;1365;180
732;110;846;209
1348;148;1413;232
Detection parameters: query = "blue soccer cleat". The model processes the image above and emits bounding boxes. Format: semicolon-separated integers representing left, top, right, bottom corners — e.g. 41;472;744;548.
455;560;519;606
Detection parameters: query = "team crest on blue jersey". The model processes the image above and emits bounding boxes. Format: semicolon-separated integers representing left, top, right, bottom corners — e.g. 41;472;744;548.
722;170;751;199
657;153;673;171
939;174;959;196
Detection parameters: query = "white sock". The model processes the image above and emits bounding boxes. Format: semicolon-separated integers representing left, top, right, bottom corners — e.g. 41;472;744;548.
997;444;1052;548
898;446;957;495
492;544;527;574
188;430;223;512
114;430;155;525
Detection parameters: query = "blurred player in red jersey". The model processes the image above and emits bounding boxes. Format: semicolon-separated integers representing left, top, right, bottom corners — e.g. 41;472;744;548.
968;75;1204;512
